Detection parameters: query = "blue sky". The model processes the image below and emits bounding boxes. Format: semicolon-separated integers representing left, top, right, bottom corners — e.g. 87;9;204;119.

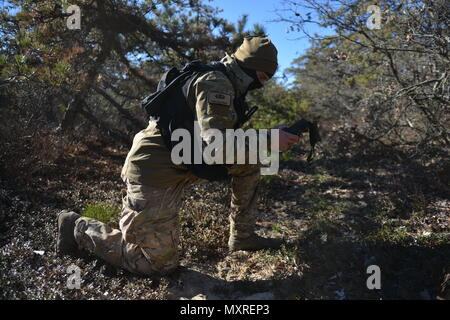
209;0;333;82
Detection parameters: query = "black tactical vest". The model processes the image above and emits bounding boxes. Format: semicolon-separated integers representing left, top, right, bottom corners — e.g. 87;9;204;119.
141;61;258;181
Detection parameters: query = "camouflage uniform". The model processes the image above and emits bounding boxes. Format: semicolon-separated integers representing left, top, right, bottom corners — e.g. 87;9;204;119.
73;54;268;276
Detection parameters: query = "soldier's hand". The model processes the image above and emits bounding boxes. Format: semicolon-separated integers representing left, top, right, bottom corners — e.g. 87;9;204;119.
274;124;300;151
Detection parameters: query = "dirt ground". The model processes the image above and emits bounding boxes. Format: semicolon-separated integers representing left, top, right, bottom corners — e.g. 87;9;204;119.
0;133;448;300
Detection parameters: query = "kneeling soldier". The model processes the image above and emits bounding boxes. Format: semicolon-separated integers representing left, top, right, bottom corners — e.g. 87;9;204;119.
57;37;299;276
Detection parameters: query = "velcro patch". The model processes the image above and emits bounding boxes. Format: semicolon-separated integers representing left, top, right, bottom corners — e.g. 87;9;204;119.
207;91;231;106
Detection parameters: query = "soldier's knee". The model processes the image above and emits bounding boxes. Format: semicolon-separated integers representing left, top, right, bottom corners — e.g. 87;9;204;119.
130;248;179;276
141;246;180;275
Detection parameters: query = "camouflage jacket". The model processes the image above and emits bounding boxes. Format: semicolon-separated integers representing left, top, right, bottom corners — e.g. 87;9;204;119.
121;54;262;188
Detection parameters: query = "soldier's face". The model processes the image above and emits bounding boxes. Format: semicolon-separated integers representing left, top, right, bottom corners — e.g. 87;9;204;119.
256;71;271;86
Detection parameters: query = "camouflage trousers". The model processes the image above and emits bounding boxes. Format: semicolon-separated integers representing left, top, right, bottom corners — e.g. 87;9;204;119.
73;164;260;276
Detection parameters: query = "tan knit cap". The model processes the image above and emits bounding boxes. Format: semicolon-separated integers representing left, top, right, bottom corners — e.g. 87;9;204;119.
233;36;278;75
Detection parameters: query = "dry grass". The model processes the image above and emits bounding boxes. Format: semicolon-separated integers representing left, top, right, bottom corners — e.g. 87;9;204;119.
0;134;448;299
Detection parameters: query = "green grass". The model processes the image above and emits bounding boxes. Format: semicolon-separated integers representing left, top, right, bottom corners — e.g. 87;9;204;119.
81;201;121;227
271;223;283;234
259;174;283;186
310;173;332;184
366;224;413;245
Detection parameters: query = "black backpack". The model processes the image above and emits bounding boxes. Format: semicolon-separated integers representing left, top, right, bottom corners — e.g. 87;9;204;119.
141;60;257;181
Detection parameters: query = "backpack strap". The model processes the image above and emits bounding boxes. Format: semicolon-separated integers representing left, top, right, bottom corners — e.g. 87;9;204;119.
141;69;192;118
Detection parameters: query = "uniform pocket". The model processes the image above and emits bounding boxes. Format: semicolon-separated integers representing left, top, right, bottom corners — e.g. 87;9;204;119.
207;103;234;117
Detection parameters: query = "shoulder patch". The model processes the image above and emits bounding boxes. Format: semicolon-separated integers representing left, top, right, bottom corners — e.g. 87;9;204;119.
207;91;232;106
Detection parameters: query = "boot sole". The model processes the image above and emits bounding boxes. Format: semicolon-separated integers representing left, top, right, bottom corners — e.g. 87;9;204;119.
56;210;81;257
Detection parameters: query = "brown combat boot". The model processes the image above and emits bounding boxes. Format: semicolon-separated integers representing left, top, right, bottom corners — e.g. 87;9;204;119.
56;210;82;256
228;233;283;252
